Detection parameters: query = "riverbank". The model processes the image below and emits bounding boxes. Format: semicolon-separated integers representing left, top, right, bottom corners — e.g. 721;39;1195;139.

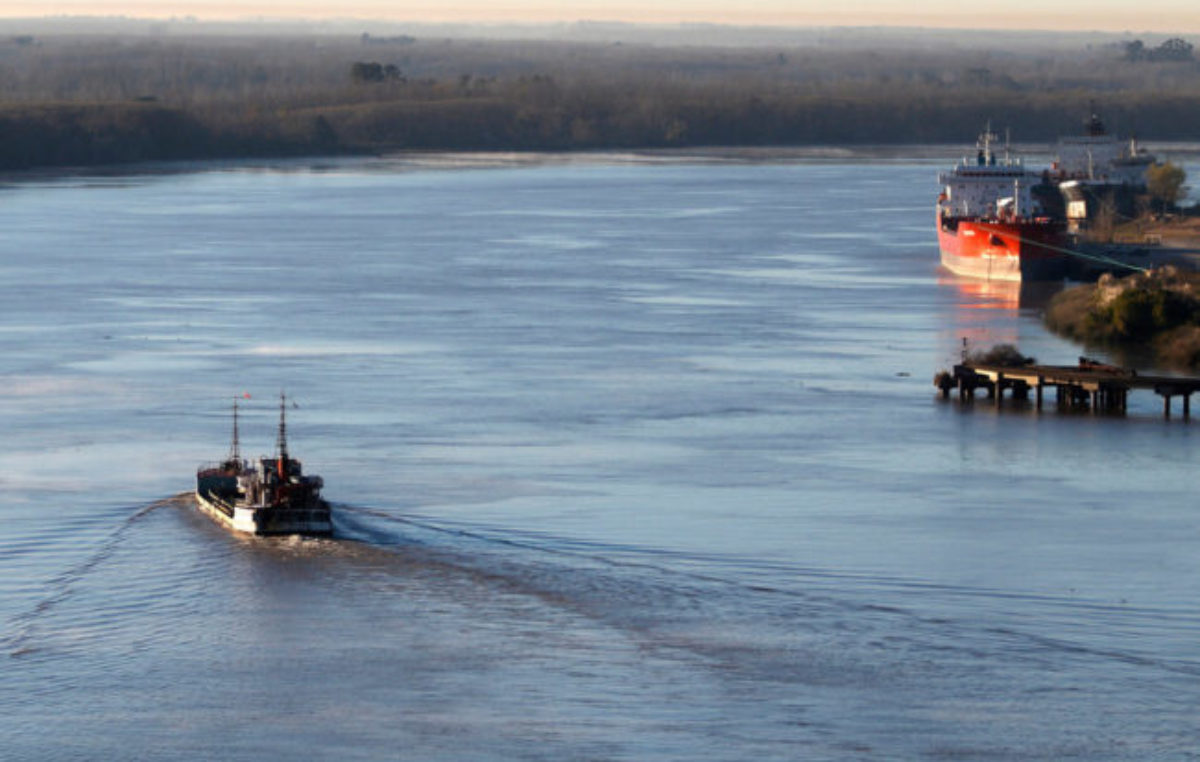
1045;266;1200;369
1135;215;1200;249
1066;214;1200;279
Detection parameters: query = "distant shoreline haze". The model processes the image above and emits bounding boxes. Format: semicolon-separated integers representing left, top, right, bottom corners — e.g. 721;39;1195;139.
0;17;1197;39
0;26;1197;170
0;8;1197;33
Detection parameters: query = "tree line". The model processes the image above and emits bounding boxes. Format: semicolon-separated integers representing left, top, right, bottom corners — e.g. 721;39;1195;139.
1123;38;1195;63
0;32;1198;169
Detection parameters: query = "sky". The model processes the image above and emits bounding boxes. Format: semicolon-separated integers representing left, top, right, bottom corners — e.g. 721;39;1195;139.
2;0;1197;33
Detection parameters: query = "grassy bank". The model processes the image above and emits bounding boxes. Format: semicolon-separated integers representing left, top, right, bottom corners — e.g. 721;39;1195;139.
1045;268;1200;369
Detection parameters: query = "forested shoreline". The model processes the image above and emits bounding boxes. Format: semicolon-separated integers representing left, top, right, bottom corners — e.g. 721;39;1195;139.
1;29;1199;169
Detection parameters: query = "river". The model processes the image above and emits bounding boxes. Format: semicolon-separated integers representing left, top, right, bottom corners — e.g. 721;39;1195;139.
2;152;1199;760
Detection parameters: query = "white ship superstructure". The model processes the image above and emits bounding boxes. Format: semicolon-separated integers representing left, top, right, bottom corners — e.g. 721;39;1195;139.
1055;111;1155;186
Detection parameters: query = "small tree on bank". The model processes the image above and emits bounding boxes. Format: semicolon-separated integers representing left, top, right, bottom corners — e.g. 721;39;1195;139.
1146;161;1187;212
350;62;402;84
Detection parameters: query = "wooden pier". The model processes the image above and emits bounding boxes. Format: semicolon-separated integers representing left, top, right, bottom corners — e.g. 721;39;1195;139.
935;358;1200;418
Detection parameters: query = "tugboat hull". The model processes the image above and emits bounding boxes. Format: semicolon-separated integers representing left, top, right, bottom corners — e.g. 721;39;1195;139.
195;487;332;536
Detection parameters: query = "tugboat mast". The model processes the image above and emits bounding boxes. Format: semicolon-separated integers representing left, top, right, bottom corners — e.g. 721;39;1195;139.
229;397;241;464
276;392;289;474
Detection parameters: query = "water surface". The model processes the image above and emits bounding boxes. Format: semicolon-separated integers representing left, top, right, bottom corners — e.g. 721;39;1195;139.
2;154;1199;760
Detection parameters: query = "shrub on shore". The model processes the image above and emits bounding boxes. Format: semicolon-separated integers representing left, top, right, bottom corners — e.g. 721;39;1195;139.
1044;283;1098;340
966;343;1036;367
1156;325;1200;368
1044;267;1200;369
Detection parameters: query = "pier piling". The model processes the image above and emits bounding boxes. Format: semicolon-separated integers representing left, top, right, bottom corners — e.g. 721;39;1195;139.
938;359;1200;421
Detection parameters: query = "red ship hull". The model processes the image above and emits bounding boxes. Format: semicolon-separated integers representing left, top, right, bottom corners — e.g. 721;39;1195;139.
938;217;1067;282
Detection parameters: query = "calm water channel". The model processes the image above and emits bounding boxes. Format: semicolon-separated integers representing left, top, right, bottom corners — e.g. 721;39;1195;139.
2;153;1199;760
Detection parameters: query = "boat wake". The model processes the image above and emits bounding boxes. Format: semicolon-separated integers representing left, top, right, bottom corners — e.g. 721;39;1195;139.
8;489;1198;723
330;502;1200;686
1;494;187;659
5;495;1199;760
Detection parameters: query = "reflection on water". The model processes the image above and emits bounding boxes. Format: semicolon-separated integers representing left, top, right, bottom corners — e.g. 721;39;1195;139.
937;272;1066;312
932;271;1094;373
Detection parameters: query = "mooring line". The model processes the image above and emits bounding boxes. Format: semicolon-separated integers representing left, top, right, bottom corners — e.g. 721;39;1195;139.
971;221;1150;274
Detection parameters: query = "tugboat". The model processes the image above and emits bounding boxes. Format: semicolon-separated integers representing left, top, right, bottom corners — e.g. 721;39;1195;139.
195;394;332;536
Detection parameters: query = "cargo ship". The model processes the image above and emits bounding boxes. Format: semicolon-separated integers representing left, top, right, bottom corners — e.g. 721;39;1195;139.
195;394;332;536
1053;110;1156;233
937;128;1068;282
1054;110;1154;187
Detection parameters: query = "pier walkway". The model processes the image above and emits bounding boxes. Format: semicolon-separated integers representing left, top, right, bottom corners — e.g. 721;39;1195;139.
936;358;1200;418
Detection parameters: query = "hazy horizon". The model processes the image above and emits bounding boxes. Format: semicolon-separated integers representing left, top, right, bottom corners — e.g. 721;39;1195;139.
0;3;1197;35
